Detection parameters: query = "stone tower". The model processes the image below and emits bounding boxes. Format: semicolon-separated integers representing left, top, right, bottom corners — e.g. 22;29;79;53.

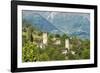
43;32;47;45
65;39;70;50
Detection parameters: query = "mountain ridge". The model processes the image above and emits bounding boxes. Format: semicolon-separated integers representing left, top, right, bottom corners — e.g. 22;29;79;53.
22;12;90;39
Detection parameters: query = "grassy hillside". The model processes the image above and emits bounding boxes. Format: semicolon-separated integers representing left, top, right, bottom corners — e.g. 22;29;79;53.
22;23;90;62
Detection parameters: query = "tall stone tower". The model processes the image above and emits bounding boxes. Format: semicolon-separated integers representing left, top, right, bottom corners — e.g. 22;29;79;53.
65;39;70;50
43;32;47;45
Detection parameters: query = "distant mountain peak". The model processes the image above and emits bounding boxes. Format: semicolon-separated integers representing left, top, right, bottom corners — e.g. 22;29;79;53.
23;13;63;35
23;11;90;39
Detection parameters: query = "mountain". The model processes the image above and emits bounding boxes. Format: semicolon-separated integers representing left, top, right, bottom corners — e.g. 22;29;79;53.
45;12;90;39
22;11;90;39
23;13;63;34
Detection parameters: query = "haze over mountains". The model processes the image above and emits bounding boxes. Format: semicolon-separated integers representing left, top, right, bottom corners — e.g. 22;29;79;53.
22;10;90;39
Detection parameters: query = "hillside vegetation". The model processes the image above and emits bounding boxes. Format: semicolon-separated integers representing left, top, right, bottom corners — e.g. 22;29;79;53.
22;23;90;62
